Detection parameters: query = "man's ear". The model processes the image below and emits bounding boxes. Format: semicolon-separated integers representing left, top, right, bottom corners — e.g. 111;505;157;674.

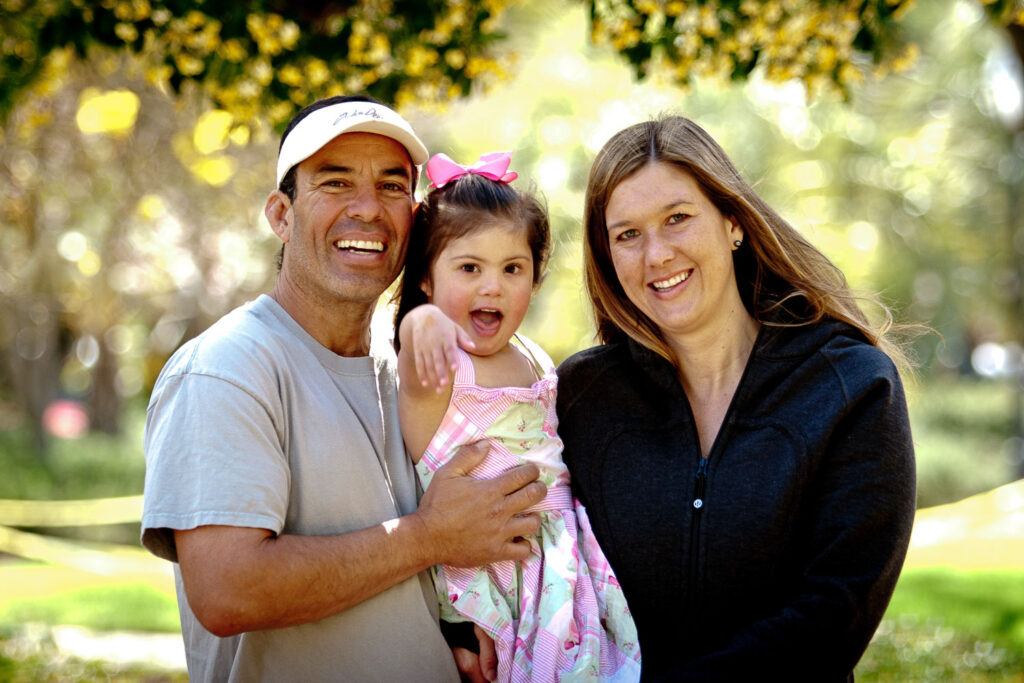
265;190;293;243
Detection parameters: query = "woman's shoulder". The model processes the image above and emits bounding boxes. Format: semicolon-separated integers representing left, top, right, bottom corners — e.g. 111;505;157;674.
558;341;629;379
758;319;903;403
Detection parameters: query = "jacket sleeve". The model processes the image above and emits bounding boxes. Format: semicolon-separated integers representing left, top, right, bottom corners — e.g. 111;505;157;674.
660;362;917;681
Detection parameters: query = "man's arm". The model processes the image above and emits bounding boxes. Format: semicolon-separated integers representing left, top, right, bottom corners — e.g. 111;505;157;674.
175;441;545;637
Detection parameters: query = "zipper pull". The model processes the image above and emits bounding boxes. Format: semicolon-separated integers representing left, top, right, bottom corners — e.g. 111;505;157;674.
693;457;709;511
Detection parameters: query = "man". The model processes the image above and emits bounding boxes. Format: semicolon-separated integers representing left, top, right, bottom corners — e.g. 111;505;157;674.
141;95;545;682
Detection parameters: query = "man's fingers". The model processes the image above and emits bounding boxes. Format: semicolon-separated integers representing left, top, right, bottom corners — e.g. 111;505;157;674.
493;462;542;496
505;512;542;540
444;441;489;476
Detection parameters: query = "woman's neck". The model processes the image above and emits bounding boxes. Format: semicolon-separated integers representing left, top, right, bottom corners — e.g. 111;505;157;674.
670;310;760;399
667;306;760;457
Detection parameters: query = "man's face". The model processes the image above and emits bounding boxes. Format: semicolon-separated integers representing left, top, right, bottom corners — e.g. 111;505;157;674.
278;132;416;310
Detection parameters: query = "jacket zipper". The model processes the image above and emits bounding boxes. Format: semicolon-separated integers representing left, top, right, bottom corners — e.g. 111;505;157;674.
688;455;709;609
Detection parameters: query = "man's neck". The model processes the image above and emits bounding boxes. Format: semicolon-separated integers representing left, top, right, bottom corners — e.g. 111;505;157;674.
269;281;375;357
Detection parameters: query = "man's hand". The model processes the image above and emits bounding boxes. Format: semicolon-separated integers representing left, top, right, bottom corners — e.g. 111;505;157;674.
453;625;498;683
414;441;546;567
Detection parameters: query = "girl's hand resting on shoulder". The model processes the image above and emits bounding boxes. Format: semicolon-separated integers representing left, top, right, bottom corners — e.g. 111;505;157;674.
400;304;476;393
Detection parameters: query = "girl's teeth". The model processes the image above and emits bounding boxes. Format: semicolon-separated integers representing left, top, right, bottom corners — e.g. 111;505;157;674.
651;271;689;291
335;239;384;252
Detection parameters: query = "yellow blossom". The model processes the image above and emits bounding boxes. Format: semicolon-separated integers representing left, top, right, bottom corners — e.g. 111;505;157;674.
220;39;247;62
306;58;330;87
114;22;138;43
278;64;303;87
445;48;466;69
174;52;205;76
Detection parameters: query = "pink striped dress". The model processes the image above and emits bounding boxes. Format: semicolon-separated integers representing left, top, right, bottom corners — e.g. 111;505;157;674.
415;337;641;682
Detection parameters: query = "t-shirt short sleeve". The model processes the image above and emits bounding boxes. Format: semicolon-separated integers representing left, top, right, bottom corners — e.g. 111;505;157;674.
142;368;289;562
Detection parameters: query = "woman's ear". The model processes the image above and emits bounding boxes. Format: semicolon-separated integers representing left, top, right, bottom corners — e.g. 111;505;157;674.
265;190;293;243
726;215;743;246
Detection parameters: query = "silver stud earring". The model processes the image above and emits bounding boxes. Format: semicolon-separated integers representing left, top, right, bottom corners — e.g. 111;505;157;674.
733;240;743;249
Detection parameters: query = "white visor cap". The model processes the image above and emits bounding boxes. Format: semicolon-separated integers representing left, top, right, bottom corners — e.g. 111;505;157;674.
275;101;429;187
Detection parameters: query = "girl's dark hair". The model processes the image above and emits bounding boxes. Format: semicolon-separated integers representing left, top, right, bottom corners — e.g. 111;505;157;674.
393;172;550;350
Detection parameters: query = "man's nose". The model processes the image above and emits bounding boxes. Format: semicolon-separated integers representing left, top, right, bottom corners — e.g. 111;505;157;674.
345;185;384;222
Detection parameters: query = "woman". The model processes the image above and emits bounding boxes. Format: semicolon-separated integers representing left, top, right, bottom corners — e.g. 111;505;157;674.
556;116;916;681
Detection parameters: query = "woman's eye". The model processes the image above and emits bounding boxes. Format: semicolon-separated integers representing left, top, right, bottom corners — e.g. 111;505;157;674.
615;228;639;242
505;264;522;274
460;264;478;273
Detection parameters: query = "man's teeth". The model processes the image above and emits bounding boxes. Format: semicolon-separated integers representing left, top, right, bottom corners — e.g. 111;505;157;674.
335;239;384;252
651;271;689;291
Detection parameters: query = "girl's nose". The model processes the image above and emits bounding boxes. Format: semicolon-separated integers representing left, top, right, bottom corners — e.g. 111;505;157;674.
478;272;501;295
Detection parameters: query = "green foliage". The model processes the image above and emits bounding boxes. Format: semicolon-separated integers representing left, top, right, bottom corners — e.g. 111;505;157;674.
584;0;923;98
857;568;1024;680
0;407;146;501
908;378;1020;508
0;0;516;126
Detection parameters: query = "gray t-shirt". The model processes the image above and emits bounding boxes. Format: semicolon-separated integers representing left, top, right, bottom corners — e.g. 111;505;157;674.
142;295;459;682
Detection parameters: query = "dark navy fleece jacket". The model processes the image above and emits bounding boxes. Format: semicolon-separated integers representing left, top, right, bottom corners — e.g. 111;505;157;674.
556;320;916;682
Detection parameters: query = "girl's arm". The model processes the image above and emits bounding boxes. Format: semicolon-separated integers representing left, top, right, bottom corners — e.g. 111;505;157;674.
398;304;476;394
397;304;476;462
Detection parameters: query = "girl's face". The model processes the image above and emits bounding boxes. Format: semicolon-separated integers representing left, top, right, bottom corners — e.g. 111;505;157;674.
422;220;535;357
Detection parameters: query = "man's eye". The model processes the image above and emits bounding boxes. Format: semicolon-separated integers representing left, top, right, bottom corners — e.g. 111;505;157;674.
381;182;408;193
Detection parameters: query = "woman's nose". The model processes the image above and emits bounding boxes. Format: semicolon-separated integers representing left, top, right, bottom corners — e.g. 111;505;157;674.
645;231;674;265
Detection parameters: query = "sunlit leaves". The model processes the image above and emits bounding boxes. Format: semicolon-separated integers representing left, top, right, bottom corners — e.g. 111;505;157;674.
0;0;517;128
585;0;923;97
75;88;139;135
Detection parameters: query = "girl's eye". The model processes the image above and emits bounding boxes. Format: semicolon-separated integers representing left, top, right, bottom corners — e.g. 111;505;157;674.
505;264;522;274
460;264;479;273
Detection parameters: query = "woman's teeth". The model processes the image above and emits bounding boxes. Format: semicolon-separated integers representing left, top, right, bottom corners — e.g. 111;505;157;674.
335;239;384;253
651;271;690;291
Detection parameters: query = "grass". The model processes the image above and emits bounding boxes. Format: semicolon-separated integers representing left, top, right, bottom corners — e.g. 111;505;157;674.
856;569;1024;681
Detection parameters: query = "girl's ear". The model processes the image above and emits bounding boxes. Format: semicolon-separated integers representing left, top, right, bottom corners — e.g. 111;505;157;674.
265;190;293;243
419;277;432;299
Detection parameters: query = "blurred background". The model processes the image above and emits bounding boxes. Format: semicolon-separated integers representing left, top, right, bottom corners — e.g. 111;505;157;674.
1;0;1022;679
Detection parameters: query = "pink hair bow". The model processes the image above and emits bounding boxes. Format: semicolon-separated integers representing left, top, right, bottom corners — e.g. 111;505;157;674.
426;151;519;189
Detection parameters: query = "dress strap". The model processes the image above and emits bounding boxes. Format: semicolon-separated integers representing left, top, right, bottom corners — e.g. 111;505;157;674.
452;346;476;386
511;333;553;381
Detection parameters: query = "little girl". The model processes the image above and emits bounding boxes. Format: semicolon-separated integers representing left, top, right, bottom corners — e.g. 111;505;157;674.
394;151;640;682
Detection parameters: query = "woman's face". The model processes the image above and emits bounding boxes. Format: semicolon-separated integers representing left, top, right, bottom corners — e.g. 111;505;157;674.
605;162;745;346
